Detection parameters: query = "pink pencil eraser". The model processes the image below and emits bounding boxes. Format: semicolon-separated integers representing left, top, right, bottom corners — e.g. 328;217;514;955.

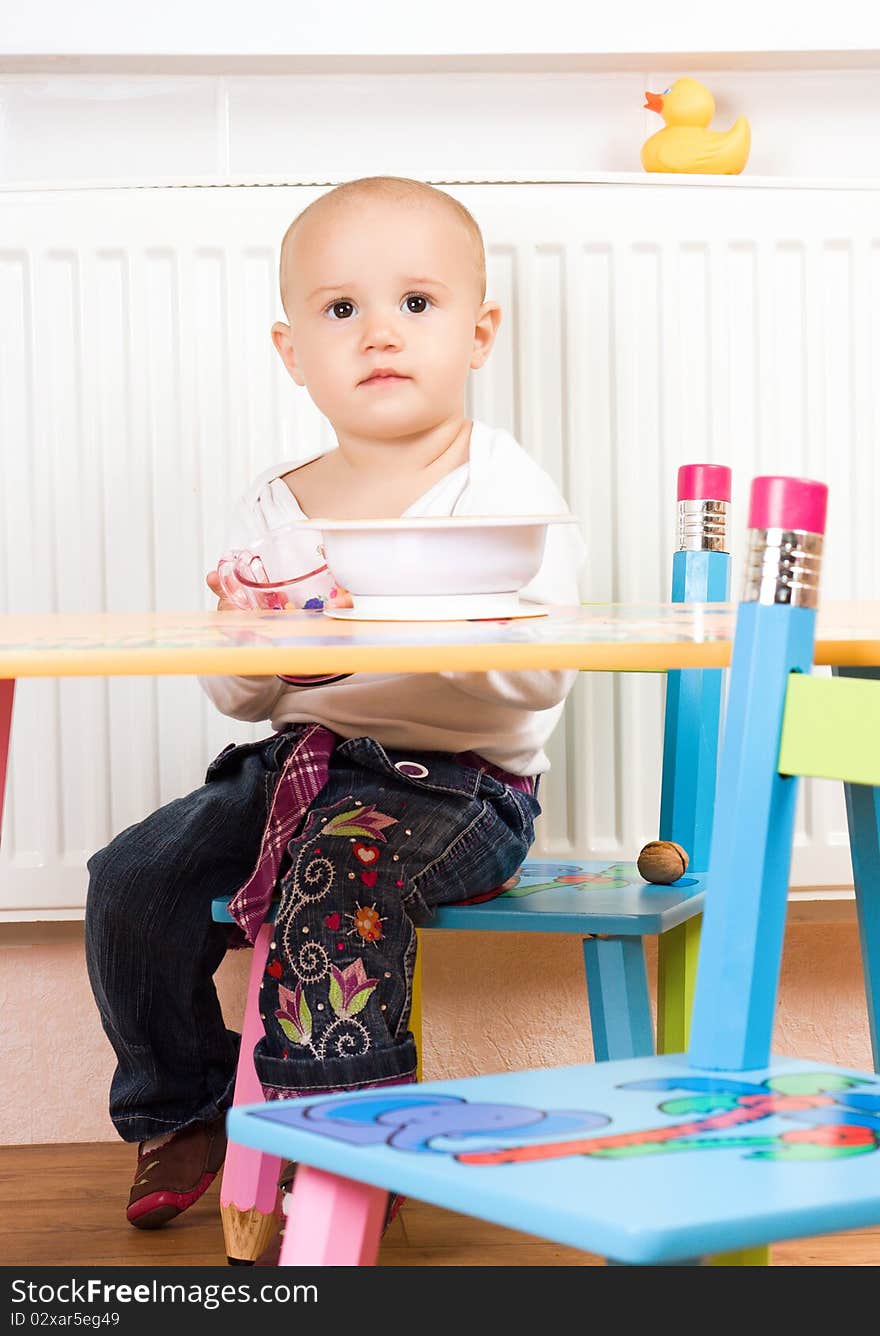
677;464;732;502
748;476;828;535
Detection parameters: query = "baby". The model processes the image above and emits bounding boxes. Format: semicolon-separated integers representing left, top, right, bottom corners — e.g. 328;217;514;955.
85;176;585;1251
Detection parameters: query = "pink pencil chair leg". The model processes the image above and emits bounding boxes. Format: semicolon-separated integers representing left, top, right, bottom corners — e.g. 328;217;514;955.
279;1165;387;1266
220;921;283;1264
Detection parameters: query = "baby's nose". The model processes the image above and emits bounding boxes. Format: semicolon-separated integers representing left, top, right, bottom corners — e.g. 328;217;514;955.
361;313;403;351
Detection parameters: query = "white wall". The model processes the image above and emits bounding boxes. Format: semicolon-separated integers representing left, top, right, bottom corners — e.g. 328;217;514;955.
1;67;880;186
3;1;880;59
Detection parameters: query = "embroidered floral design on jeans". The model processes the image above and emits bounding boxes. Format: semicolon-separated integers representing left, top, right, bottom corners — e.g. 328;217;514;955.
316;959;381;1059
323;806;397;840
276;804;397;969
274;960;381;1060
277;839;335;969
348;902;385;944
329;959;379;1017
275;982;313;1048
290;939;331;983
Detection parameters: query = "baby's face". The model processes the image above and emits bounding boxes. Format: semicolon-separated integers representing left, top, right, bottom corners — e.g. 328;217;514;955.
276;199;495;439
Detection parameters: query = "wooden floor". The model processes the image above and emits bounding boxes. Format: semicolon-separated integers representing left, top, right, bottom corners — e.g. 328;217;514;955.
3;1142;879;1266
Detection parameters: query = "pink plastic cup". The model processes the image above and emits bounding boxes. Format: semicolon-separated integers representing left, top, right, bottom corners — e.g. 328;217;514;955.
216;529;335;611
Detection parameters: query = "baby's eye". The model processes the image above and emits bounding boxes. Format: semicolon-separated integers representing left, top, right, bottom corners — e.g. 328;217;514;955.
324;299;356;320
402;293;431;314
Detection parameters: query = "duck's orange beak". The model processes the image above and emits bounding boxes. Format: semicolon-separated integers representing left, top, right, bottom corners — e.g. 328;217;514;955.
644;91;664;113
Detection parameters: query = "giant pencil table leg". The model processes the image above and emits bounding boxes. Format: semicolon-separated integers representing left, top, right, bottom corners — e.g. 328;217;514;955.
656;537;728;1059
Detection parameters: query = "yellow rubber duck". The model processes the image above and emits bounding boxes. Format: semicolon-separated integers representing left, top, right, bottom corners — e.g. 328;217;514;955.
641;77;751;175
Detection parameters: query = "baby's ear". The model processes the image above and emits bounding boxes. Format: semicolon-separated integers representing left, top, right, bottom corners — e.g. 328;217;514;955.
471;301;502;370
271;321;306;386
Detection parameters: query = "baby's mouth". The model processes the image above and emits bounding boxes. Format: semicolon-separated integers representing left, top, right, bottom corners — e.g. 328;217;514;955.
359;370;410;385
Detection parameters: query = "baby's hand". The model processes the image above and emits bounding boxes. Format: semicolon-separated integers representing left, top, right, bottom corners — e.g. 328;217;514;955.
326;582;353;609
206;570;238;613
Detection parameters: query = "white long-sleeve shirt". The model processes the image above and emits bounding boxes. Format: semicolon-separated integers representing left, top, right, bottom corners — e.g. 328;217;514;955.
199;419;585;775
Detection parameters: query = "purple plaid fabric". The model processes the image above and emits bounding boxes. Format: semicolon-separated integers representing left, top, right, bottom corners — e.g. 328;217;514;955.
226;726;535;946
226;724;335;944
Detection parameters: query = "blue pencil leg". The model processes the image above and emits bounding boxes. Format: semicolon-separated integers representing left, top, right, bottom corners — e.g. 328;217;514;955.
656;547;726;1057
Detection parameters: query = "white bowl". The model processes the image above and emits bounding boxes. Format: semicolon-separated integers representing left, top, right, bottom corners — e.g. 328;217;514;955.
311;514;579;620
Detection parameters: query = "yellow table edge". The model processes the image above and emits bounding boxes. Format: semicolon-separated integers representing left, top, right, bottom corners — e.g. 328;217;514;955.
0;638;876;678
0;604;876;677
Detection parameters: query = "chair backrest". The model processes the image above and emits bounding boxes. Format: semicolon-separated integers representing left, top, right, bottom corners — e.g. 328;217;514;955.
688;474;830;1072
780;664;880;1069
778;673;880;789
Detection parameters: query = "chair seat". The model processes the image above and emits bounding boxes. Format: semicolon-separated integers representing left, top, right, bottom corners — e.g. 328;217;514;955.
226;1053;880;1264
212;858;706;936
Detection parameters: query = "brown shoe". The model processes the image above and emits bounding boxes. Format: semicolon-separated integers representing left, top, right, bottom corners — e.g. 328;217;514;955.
127;1114;227;1229
253;1161;404;1265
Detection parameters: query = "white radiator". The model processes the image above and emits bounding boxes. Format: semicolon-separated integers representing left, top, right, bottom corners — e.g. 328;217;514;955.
1;179;877;918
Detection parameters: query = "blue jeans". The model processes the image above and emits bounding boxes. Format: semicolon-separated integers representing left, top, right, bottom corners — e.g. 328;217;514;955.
85;729;539;1141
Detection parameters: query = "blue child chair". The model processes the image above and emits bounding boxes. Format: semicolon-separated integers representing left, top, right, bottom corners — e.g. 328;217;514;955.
227;472;880;1267
213;463;731;1263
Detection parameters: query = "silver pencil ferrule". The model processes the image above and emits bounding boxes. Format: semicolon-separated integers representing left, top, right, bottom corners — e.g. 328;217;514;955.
677;499;728;552
742;528;823;607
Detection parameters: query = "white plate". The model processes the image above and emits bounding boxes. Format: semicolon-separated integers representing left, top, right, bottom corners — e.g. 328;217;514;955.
324;594;548;622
